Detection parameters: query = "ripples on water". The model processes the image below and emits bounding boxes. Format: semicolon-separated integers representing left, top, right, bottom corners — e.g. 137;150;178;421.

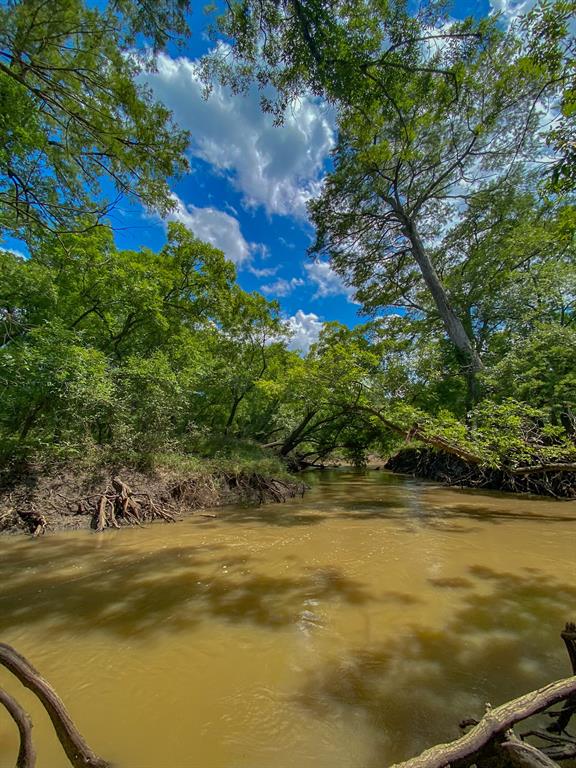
0;470;575;768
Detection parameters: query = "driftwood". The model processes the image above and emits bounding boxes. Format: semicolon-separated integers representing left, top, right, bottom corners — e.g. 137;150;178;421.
0;687;36;768
500;732;560;768
0;643;110;768
390;623;576;768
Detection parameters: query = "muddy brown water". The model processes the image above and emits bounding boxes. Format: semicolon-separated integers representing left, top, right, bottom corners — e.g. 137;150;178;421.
0;469;575;768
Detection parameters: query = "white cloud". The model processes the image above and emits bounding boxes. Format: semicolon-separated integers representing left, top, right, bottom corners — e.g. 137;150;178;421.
168;194;253;265
249;265;279;278
144;53;334;219
304;260;356;301
489;0;536;24
261;276;305;297
286;310;323;353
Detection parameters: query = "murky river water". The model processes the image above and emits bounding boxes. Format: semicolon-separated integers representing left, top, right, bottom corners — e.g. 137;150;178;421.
0;470;575;768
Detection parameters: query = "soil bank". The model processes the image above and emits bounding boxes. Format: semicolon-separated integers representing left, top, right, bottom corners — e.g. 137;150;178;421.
0;464;307;535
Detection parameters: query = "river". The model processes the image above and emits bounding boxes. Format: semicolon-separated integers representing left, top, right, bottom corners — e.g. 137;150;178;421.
0;469;575;768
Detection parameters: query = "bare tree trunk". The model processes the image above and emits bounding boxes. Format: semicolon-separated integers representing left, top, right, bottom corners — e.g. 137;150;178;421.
390;675;576;768
224;394;244;435
401;217;484;374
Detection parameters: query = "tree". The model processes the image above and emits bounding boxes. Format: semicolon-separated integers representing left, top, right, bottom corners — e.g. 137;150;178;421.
308;27;552;392
208;1;552;390
0;223;237;455
0;0;190;239
195;289;285;436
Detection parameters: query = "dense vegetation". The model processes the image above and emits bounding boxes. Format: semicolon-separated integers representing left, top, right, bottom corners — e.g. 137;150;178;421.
0;0;575;494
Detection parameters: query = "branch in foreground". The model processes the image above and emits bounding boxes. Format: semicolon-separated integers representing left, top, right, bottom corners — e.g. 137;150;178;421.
389;675;576;768
0;643;110;768
0;687;36;768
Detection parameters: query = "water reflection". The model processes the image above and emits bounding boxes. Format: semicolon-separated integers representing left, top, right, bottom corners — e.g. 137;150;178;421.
0;469;574;768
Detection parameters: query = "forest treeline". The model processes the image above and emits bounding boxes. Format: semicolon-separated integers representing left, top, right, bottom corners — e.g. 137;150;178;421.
0;0;575;490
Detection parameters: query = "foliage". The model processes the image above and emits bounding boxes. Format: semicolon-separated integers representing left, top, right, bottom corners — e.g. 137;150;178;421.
0;0;190;238
521;0;576;193
0;0;574;489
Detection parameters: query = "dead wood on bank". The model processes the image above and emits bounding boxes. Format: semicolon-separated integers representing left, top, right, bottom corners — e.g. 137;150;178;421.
391;623;576;768
386;448;576;498
355;406;576;498
0;468;307;535
0;643;110;768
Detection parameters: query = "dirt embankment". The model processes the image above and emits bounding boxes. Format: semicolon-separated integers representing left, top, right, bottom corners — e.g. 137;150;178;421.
0;466;307;535
386;447;576;499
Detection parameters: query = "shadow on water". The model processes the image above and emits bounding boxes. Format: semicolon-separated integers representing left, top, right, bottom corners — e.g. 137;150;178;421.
196;503;329;528
334;502;576;528
0;540;374;637
297;565;576;767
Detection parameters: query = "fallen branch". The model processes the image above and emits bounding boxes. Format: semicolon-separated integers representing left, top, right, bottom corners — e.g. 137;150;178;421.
501;731;560;768
360;406;576;482
357;406;487;465
390;676;576;768
0;643;110;768
509;463;576;476
0;686;36;768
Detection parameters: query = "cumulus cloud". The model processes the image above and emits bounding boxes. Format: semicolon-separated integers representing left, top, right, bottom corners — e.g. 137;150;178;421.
286;309;324;353
489;0;537;23
304;260;356;301
168;194;254;265
261;276;305;297
144;53;334;219
249;265;279;278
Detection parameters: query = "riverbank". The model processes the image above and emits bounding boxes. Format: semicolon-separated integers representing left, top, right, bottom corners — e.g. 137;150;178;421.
386;447;576;499
0;455;307;535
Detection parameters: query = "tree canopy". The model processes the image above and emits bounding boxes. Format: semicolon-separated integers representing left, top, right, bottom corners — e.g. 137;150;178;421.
0;0;574;496
0;0;190;239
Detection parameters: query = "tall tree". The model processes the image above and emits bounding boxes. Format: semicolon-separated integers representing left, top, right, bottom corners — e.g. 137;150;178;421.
208;1;552;387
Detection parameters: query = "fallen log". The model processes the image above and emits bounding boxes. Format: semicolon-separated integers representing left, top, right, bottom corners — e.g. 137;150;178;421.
0;643;110;768
500;732;560;768
391;622;576;768
389;676;576;768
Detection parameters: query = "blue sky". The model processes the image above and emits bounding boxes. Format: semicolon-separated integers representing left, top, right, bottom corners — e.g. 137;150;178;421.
109;0;529;352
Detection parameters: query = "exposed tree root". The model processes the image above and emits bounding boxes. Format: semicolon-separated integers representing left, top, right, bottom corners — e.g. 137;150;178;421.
222;471;307;504
0;643;110;768
43;476;177;531
15;508;47;536
386;448;576;498
1;467;308;535
391;623;576;768
171;471;307;508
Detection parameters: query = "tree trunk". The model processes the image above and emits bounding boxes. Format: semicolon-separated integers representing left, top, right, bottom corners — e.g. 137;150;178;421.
390;675;576;768
224;394;244;435
402;217;483;374
279;409;319;456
